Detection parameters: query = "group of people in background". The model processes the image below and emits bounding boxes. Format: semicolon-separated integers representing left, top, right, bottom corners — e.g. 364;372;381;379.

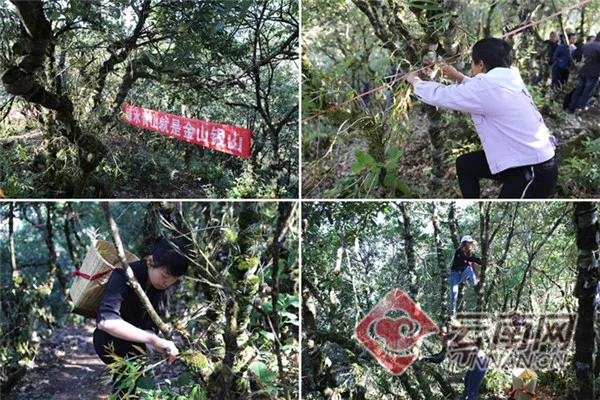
540;29;600;114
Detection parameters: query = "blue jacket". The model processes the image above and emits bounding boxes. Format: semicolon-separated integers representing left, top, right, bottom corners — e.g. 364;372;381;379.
552;43;573;70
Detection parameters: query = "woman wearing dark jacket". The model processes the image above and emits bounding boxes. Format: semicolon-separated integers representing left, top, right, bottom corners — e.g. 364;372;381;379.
449;235;482;316
93;237;188;398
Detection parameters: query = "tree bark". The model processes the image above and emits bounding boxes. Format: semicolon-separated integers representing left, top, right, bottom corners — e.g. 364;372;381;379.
63;208;79;267
1;0;107;185
398;373;423;400
573;203;598;400
271;202;294;383
426;108;446;195
418;361;456;398
447;202;460;249
42;203;67;296
91;0;152;109
483;1;499;37
397;202;418;299
475;203;491;311
484;204;519;308
431;203;448;322
8;202;18;286
447;202;465;310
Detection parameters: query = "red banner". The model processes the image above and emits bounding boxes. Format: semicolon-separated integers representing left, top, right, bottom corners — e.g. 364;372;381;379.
122;104;252;159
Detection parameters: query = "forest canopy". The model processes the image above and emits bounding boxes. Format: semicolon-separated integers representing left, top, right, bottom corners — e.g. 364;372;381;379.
302;201;599;399
0;0;299;199
302;0;600;199
0;201;299;399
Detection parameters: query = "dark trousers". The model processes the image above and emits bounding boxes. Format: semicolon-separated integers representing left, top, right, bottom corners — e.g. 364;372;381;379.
568;76;599;112
551;65;569;87
456;150;558;199
461;364;487;400
93;328;145;398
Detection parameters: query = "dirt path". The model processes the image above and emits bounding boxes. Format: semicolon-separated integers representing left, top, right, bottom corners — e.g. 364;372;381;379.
6;322;111;400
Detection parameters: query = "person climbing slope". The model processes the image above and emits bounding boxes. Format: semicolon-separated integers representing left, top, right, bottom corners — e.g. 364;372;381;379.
404;37;558;199
449;235;482;317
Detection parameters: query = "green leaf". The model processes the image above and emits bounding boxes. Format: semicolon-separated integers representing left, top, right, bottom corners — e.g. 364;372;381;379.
350;160;366;174
136;375;155;390
387;147;402;161
383;173;396;189
177;371;193;386
385;147;403;171
281;311;299;326
223;228;238;243
354;149;375;168
261;301;273;314
281;294;299;308
189;384;206;400
397;180;412;195
249;361;277;383
237;255;259;271
258;330;275;342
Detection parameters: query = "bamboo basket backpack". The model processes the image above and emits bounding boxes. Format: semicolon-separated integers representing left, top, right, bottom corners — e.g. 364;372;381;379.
68;240;139;318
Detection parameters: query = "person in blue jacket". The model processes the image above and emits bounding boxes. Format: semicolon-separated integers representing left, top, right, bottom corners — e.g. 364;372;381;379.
551;33;576;88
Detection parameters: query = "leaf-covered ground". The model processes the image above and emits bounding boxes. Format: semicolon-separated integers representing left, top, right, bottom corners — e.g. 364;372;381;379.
302;95;600;199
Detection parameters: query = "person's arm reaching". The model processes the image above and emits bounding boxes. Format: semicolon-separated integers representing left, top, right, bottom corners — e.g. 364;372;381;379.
96;268;178;364
422;348;447;364
403;70;484;114
97;319;178;364
455;249;482;265
464;254;483;265
441;65;466;83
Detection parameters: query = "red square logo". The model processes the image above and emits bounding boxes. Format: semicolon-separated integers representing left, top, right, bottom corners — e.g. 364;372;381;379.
355;289;438;375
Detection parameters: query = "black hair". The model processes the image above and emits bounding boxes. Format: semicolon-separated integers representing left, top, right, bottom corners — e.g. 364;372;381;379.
596;32;600;41
151;237;189;277
471;38;513;71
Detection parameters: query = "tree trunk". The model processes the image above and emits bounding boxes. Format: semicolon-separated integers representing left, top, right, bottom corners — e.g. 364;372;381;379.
514;209;568;311
447;202;464;310
398;373;423;400
431;203;448;322
418;361;456;398
91;0;152;109
484;204;519;308
8;202;18;286
1;0;107;190
412;364;433;398
63;209;79;267
42;203;67;296
398;202;418;299
579;4;585;37
426;108;446;195
271;202;294;385
483;1;498;37
447;202;460;249
475;203;491;311
513;256;534;312
573;203;598;399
